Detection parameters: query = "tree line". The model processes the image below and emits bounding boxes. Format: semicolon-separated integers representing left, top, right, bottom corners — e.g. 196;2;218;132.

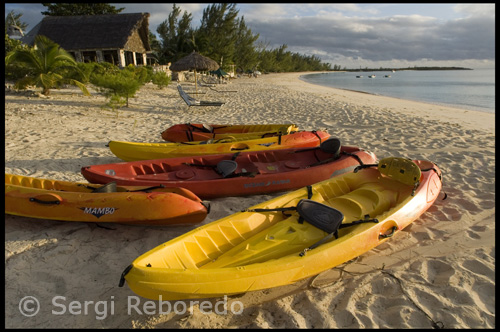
6;3;333;73
346;66;472;72
148;3;332;73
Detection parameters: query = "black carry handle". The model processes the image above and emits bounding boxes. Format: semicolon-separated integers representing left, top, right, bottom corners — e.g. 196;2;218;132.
118;264;133;287
379;226;397;239
29;197;61;205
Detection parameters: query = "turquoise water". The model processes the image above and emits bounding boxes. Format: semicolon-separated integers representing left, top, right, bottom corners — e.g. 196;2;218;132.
301;69;495;113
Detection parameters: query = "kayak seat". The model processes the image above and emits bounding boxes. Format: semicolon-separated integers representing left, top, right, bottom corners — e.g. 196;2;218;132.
202;124;214;133
319;138;341;157
296;199;345;234
216;160;238;178
307;138;342;167
187;123;214;133
91;181;117;193
378;157;421;187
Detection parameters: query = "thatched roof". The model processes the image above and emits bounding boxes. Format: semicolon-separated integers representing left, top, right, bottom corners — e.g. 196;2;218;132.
21;13;150;51
170;51;219;72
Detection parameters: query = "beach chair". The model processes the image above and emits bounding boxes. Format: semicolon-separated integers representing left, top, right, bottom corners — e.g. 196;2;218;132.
177;84;225;107
197;79;216;87
202;76;220;84
198;80;237;93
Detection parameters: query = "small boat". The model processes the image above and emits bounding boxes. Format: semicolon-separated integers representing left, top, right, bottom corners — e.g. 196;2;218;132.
119;157;443;300
81;138;377;199
384;75;391;78
162;123;299;142
108;130;331;162
356;75;363;78
5;174;209;225
368;75;376;78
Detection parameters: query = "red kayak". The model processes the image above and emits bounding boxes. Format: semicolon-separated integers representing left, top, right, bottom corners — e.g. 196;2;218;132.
82;138;377;199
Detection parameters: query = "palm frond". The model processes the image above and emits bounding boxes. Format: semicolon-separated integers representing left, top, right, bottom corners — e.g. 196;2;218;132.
7;35;89;96
68;79;91;96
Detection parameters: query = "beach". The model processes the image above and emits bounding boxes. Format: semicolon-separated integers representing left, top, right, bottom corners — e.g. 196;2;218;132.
5;72;495;328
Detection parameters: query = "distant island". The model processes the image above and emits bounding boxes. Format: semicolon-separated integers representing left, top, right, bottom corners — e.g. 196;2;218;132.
344;66;473;72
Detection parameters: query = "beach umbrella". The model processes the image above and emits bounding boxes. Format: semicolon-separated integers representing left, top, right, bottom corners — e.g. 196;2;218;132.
210;68;228;78
170;51;219;92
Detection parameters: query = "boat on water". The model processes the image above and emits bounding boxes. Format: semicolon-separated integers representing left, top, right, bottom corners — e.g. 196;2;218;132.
368;75;376;78
356;75;363;78
119;157;443;300
82;138;377;199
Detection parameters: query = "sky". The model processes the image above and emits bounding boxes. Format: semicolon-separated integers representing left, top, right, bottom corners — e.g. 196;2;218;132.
5;3;496;69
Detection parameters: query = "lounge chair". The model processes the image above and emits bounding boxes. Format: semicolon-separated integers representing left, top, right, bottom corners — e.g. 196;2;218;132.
202;76;222;84
197;80;237;93
197;79;216;87
177;84;225;107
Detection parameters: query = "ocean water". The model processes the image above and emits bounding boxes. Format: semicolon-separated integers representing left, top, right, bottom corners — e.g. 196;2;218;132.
301;69;495;113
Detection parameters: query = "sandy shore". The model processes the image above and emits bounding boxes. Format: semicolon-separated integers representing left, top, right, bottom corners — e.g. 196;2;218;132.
5;72;495;328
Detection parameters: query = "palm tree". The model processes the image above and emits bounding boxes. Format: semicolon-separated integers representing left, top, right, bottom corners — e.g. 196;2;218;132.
5;35;89;96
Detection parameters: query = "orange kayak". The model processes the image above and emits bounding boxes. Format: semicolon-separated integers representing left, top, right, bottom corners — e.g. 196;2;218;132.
161;123;299;142
82;138;377;199
5;174;209;225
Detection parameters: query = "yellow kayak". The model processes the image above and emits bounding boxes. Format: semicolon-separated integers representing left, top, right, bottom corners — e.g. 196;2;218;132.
119;157;443;300
109;130;330;161
5;174;208;225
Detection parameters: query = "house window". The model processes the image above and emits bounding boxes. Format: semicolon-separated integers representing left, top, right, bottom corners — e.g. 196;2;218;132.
82;51;97;63
102;50;118;65
124;51;135;66
135;52;144;65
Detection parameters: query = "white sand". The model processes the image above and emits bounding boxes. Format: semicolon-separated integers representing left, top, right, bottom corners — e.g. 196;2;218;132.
5;72;495;328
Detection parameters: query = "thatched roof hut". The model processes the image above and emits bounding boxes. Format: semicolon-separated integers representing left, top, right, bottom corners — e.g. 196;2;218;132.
21;13;151;67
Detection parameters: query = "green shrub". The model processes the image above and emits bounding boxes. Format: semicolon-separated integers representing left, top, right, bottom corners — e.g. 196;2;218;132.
124;64;154;84
92;69;141;108
71;62;119;83
151;71;171;89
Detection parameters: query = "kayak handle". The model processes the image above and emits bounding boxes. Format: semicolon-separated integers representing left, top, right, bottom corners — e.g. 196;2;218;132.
379;226;397;239
29;193;63;205
30;198;61;205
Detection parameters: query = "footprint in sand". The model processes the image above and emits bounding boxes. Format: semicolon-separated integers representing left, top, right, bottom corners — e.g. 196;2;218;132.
418;259;457;285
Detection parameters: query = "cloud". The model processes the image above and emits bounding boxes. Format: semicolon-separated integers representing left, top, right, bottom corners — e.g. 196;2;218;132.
243;6;495;66
453;4;495;18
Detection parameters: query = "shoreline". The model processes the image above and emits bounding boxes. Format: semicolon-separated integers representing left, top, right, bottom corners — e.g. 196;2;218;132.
298;70;495;116
271;72;494;132
5;73;495;328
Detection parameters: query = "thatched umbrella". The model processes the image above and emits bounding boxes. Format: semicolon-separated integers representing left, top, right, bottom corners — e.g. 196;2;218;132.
170;51;220;92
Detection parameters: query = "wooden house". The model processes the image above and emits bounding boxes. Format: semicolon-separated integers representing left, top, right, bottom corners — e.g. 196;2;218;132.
21;13;151;67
